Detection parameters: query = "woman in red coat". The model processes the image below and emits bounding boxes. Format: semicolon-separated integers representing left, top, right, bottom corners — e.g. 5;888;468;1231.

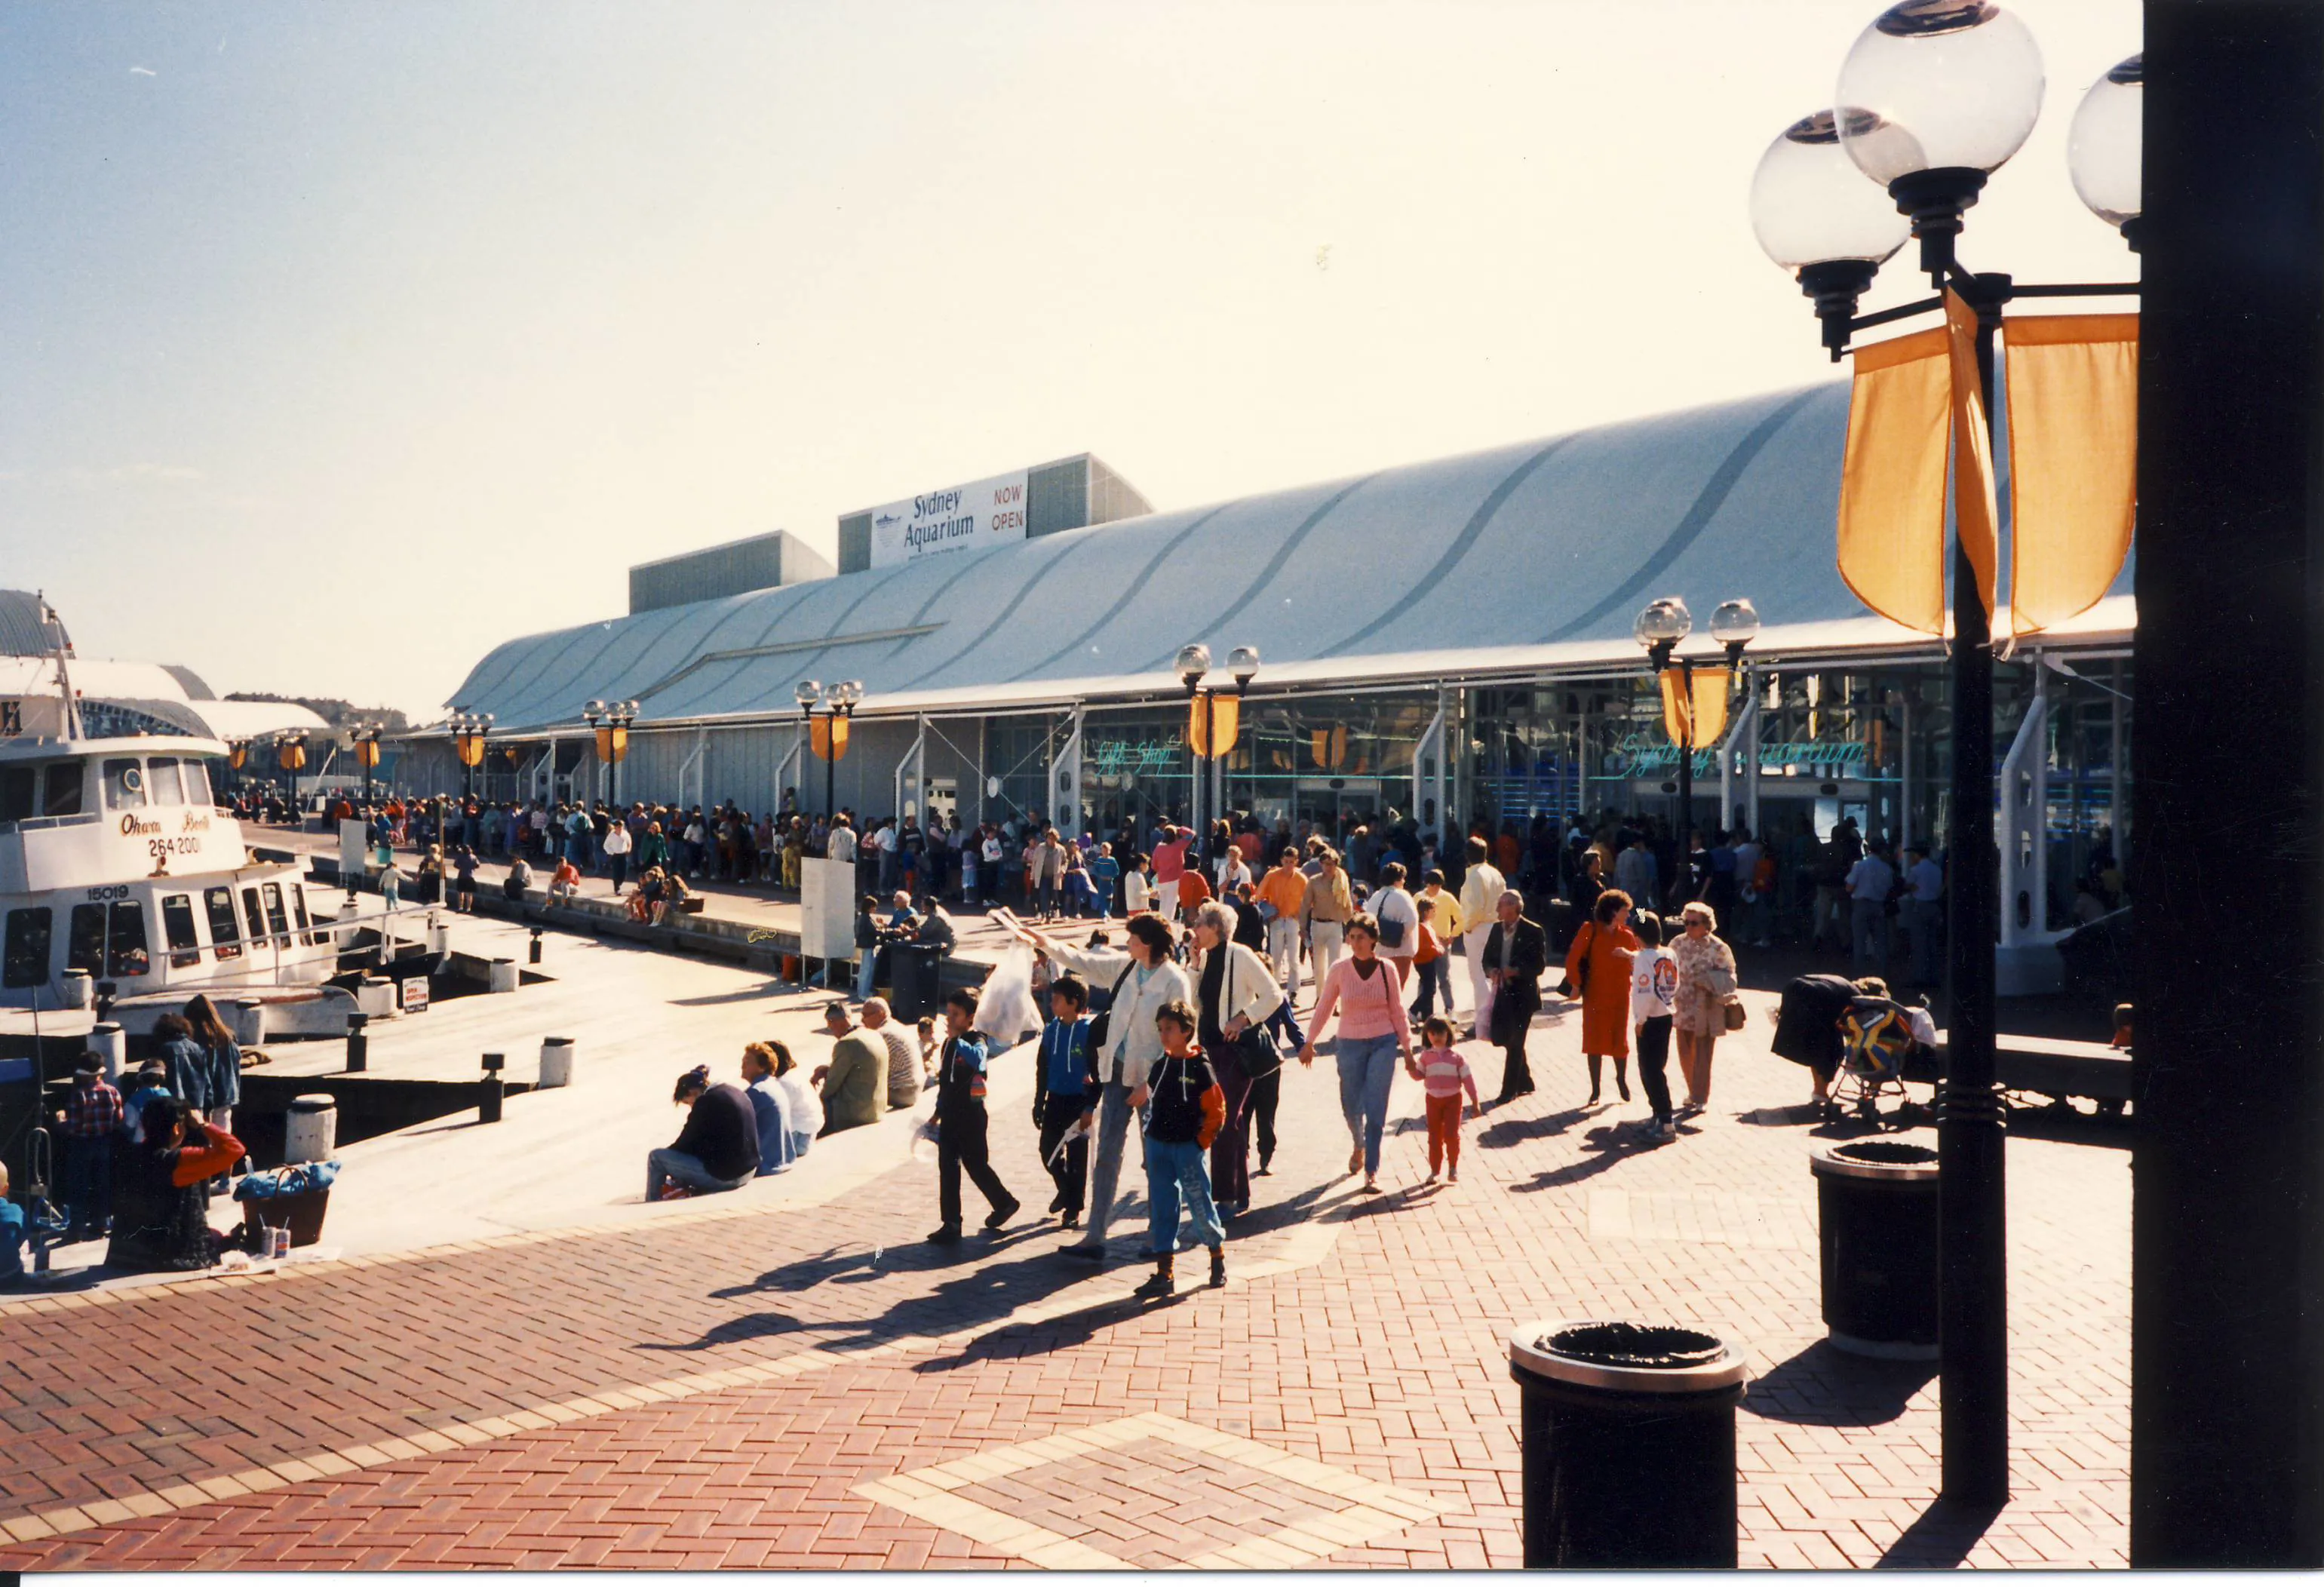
1564;889;1641;1105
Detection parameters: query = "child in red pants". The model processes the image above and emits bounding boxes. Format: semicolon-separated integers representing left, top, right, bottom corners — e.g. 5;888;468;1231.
1408;1016;1481;1183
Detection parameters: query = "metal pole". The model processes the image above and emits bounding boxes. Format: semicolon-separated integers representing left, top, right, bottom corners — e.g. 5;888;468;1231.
1675;656;1693;906
2132;2;2324;1561
1937;276;2009;1509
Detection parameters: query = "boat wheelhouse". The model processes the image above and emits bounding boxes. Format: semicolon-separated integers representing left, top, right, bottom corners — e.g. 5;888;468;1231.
1;735;339;1009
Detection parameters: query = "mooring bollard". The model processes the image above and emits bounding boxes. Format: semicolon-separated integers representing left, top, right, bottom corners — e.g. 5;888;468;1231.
529;927;543;965
346;1011;370;1073
480;1052;505;1123
538;1036;576;1088
88;1021;127;1083
285;1094;339;1162
1509;1320;1748;1568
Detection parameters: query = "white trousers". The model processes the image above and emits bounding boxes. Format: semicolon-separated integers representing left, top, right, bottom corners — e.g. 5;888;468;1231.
1464;923;1498;1031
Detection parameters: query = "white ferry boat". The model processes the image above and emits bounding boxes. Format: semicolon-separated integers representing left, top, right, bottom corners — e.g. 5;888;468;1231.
1;734;342;1012
1;601;344;1020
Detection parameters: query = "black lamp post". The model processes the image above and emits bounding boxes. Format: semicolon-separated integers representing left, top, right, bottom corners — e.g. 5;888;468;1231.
1635;599;1757;906
796;679;863;821
1176;643;1260;864
584;699;639;806
352;723;383;806
450;711;493;806
1748;0;2143;1509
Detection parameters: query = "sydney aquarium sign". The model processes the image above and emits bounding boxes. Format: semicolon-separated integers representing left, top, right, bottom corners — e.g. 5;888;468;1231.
869;470;1030;569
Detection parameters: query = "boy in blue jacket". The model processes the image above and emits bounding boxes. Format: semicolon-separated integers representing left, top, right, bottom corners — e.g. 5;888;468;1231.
1031;974;1100;1227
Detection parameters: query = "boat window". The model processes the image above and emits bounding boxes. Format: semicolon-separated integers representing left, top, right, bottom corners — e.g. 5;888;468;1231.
66;904;106;975
102;759;147;811
291;884;321;947
42;763;83;818
262;883;290;942
3;907;51;990
161;893;201;970
183;760;213;809
241;886;266;948
107;901;151;979
146;757;186;806
0;766;33;824
204;886;243;961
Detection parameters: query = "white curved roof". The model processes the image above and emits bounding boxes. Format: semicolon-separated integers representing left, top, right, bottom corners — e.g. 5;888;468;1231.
447;381;2135;730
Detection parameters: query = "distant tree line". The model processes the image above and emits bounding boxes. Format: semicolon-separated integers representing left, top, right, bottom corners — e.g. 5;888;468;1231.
226;692;410;735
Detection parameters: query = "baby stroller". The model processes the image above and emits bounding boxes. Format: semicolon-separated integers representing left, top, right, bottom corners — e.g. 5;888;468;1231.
1834;993;1933;1124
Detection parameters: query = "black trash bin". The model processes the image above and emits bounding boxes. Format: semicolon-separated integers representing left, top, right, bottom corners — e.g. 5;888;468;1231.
887;942;943;1021
1811;1138;1941;1359
1509;1320;1749;1568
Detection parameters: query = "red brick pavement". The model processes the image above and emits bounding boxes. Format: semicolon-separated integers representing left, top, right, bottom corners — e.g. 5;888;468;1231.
2;993;2130;1569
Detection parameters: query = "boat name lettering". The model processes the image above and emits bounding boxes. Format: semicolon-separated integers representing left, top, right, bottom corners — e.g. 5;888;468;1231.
85;885;131;902
118;814;162;837
180;812;210;833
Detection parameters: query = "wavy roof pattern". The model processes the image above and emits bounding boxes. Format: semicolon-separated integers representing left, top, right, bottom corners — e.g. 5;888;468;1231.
445;381;2126;731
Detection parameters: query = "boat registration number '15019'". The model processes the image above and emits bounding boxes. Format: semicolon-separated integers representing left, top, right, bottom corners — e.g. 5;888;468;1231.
85;884;132;901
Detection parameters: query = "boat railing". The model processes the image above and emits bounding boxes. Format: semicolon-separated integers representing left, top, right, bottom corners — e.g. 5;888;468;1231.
0;811;103;836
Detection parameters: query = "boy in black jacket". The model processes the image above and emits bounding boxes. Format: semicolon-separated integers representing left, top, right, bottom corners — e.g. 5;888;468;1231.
929;988;1020;1245
1131;999;1226;1295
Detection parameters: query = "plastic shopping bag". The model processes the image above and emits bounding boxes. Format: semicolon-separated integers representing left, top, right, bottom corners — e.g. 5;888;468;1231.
978;943;1045;1049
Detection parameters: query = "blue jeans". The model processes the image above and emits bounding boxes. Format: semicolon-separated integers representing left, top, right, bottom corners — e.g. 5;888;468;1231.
1145;1135;1222;1257
1336;1033;1402;1177
1410;957;1453;1020
788;1130;815;1162
646;1147;751;1203
855;948;878;1002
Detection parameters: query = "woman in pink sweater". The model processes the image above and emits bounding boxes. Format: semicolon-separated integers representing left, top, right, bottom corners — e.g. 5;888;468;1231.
1298;914;1413;1193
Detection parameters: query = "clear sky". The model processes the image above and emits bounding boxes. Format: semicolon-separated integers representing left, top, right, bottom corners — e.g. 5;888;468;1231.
0;0;2141;720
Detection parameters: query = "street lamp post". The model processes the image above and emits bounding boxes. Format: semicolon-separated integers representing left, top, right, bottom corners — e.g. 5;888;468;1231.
1747;0;2142;1509
796;680;864;821
584;700;640;806
1177;644;1260;864
352;723;383;806
450;711;493;806
1635;599;1756;905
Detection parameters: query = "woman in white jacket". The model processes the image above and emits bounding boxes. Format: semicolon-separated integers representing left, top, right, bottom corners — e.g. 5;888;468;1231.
1187;899;1286;1217
1007;911;1189;1263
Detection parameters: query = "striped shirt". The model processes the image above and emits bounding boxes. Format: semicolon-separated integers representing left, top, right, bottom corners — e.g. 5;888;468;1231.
1415;1047;1479;1103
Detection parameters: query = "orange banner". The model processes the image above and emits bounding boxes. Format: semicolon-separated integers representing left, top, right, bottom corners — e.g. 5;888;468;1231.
1837;325;1950;634
355;739;379;769
812;715;850;763
456;735;486;768
1187;694;1242;757
2004;312;2138;637
1943;288;2000;623
277;741;306;772
1309;724;1348;771
1659;666;1732;749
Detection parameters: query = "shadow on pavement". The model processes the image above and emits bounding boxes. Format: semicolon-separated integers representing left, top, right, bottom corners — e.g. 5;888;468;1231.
1475;1102;1595;1149
1509;1123;1661;1193
1874;1497;2006;1569
1746;1339;1936;1428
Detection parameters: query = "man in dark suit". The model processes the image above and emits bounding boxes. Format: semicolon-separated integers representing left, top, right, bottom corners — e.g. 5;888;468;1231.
1482;890;1549;1107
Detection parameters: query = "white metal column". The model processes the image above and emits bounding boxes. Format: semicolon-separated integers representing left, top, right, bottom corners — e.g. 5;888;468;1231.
1051;704;1085;835
1996;671;2062;993
678;728;707;812
1412;700;1446;838
1718;688;1758;837
895;714;928;825
775;726;803;812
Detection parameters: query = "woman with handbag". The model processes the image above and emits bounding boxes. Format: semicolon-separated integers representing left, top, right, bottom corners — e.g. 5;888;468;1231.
1189;899;1286;1218
1563;888;1641;1106
1299;913;1413;1193
1672;900;1742;1116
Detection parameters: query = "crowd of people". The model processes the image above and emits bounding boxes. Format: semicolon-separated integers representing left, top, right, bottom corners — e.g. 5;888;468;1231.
5;994;253;1285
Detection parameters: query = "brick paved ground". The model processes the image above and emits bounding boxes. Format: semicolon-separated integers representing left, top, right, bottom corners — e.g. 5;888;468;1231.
0;990;2129;1570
